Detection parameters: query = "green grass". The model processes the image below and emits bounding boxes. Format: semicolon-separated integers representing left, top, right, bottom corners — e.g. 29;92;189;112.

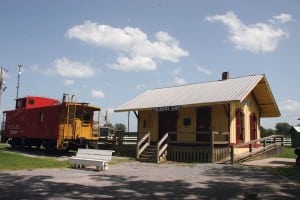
265;146;300;183
265;166;300;183
0;143;134;171
0;143;69;171
109;157;135;165
276;146;296;159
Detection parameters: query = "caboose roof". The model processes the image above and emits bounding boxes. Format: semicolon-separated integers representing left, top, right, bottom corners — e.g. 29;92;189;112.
63;102;101;111
115;74;280;118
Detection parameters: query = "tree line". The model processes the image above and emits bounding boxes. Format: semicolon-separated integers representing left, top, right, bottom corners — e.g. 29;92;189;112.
261;122;294;138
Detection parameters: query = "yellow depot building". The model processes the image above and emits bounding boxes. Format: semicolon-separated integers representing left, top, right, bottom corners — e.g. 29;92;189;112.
115;72;281;163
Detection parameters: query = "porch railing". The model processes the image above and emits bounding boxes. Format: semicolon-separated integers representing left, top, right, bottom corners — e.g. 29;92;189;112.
136;131;150;159
120;130;230;163
156;133;168;162
230;135;284;163
168;131;229;163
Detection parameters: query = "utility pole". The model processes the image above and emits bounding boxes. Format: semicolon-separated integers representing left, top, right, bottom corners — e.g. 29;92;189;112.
16;64;22;100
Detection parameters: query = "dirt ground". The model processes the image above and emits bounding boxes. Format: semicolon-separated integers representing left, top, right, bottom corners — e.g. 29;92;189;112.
0;158;299;200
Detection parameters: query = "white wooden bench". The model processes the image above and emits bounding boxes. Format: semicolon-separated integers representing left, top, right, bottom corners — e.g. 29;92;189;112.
69;148;114;171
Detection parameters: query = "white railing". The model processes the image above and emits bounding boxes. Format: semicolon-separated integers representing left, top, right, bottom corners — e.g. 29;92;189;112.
266;137;291;146
157;133;169;162
136;132;150;159
122;135;137;145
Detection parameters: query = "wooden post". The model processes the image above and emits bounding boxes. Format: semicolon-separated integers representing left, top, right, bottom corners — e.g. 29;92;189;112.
136;132;140;159
230;145;234;164
211;131;215;163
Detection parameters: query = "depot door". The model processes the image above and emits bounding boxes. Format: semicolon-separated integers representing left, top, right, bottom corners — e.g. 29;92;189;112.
196;107;212;132
236;109;244;143
158;111;178;140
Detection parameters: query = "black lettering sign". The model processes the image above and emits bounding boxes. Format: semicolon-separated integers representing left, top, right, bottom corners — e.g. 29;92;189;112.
152;105;182;112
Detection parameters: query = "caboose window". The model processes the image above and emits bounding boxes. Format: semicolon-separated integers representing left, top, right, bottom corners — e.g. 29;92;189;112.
28;99;35;105
16;99;26;108
76;110;81;118
83;111;91;121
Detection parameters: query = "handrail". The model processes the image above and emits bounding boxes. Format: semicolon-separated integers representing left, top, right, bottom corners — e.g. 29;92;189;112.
230;135;284;164
156;132;169;162
136;131;150;159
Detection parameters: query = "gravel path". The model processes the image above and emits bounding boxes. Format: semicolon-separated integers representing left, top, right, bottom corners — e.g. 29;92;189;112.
1;159;299;200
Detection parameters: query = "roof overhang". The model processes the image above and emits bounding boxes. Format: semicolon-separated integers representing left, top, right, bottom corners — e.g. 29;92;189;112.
114;74;280;118
250;76;280;117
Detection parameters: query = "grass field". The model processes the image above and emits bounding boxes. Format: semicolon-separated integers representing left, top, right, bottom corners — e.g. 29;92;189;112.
276;146;296;159
0;143;133;171
263;146;300;183
0;143;69;170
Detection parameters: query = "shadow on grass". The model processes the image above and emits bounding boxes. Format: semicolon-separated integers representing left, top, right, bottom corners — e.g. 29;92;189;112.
3;145;76;158
264;165;300;183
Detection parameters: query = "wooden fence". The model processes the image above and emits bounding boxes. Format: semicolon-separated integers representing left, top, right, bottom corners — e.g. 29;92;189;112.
113;132;138;157
166;145;229;163
167;146;210;162
266;137;291;146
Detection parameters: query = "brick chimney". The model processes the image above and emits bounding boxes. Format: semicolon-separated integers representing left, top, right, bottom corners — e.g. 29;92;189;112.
222;71;229;80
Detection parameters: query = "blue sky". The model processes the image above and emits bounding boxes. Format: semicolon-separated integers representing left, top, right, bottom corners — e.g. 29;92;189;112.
0;0;299;130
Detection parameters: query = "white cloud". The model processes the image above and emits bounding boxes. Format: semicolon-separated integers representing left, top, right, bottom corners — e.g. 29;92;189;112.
64;79;75;85
170;67;187;85
136;83;146;89
91;89;105;98
205;11;291;53
171;67;181;76
54;57;95;78
30;64;39;71
174;77;187;85
271;13;292;24
197;65;212;75
109;56;156;72
281;99;300;111
66;21;189;71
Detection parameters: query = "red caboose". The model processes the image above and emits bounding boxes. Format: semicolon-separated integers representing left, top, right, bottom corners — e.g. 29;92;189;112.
2;94;100;150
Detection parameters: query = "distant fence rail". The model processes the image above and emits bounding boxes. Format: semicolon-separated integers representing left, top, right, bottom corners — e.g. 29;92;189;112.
266;137;291;146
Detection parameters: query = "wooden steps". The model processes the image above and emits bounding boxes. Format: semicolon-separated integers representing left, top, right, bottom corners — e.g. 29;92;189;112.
138;145;157;163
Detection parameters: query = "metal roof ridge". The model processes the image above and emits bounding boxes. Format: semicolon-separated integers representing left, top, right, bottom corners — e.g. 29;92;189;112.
148;73;264;91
